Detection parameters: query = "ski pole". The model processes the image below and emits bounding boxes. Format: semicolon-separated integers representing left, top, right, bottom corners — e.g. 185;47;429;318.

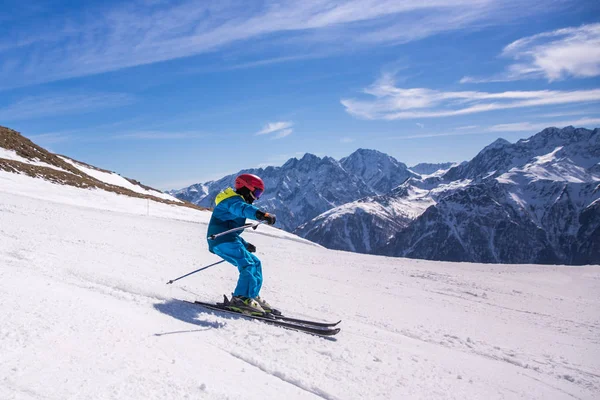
166;260;226;285
207;222;262;240
167;223;264;284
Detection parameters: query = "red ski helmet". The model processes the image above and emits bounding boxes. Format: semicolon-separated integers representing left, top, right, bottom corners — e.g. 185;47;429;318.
235;174;265;199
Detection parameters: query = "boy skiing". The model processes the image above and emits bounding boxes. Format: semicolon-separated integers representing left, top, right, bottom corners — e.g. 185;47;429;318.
207;173;276;315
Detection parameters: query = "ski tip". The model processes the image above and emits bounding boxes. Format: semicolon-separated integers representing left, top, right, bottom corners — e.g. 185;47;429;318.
320;328;341;336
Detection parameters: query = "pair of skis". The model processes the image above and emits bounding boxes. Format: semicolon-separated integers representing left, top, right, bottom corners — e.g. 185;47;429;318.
186;295;341;337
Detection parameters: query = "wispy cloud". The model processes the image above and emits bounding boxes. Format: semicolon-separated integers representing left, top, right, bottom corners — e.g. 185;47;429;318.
390;117;600;139
256;121;293;135
256;121;294;139
461;23;600;83
340;137;355;143
538;109;599;118
0;0;567;88
456;125;480;130
0;93;134;121
487;117;600;132
342;72;600;120
416;122;425;128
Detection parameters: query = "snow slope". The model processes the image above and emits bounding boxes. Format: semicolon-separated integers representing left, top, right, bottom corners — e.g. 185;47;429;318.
0;148;69;173
1;171;599;400
59;156;180;202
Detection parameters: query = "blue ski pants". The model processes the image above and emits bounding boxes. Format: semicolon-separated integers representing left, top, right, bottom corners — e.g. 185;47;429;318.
212;240;263;298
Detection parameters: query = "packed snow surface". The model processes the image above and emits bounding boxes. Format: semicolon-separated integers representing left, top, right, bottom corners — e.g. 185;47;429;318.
1;171;599;400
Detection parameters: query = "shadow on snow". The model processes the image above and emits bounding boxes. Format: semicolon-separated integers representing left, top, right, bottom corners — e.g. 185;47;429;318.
154;299;338;341
153;298;227;336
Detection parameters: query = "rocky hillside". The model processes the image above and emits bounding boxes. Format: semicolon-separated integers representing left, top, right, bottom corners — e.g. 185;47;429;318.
0;126;201;209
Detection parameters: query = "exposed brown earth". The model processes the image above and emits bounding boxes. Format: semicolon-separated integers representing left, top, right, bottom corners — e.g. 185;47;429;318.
0;125;207;211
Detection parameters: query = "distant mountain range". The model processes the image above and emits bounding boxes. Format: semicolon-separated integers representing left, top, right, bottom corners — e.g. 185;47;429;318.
172;126;600;265
6;122;596;265
169;150;412;231
409;162;456;176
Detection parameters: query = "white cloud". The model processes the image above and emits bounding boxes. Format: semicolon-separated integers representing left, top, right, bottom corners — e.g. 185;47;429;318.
256;121;293;139
487;117;600;132
342;73;600;120
256;121;293;135
461;23;600;83
455;125;480;130
0;0;566;88
391;117;600;139
0;93;134;121
340;137;355;143
416;122;425;128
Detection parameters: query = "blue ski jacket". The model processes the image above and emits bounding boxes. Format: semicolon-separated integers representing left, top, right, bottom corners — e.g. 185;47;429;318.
207;188;260;252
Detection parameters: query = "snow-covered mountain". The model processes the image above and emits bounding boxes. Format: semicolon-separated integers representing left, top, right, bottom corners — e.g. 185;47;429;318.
172;126;598;265
299;127;600;265
339;148;417;194
410;162;455;176
2;151;599;400
381;179;599;264
380;127;600;264
443;126;599;182
295;184;435;253
171;151;411;231
296;175;469;254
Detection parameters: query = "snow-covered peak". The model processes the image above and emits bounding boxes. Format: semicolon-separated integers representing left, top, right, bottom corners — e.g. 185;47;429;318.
484;137;512;151
172;151;375;231
282;152;330;169
444;127;599;181
340;148;416;194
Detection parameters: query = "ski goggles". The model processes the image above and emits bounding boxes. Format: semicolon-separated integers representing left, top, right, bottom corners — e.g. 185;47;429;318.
253;188;264;199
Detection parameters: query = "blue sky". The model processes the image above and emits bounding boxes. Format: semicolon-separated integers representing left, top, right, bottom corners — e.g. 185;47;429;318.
1;0;600;190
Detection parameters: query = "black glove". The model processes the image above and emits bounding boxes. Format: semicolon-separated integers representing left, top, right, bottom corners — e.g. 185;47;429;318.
245;242;256;253
256;210;276;225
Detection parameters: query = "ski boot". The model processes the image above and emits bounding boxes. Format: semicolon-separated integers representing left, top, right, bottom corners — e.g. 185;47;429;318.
255;296;281;316
227;296;266;316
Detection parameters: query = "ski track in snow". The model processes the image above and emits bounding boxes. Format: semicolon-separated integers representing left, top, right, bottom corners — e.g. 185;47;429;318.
1;171;599;399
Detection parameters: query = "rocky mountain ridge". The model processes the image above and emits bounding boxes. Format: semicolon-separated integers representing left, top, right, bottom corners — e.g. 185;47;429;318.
172;126;599;265
170;150;416;231
298;127;600;265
